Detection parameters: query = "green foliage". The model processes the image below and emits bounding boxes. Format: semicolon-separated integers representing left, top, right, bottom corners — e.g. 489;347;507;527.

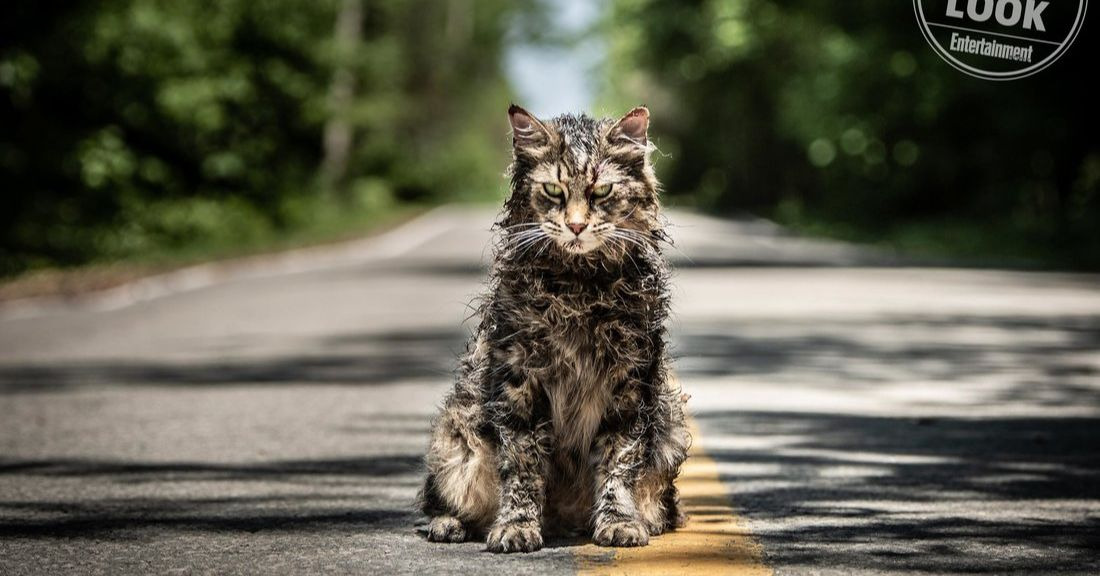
0;0;524;276
601;0;1100;268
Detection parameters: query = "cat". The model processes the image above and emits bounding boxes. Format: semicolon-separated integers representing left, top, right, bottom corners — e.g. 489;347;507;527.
418;104;690;553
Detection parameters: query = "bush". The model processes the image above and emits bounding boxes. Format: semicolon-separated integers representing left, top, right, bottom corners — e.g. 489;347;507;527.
0;0;528;275
601;0;1100;268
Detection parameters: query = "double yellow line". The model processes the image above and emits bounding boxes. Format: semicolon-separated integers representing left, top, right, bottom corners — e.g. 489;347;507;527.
577;418;772;575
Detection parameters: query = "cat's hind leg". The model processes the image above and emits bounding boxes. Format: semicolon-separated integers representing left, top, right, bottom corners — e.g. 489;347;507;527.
426;515;467;543
632;374;692;536
633;471;685;536
613;388;691;539
420;407;499;542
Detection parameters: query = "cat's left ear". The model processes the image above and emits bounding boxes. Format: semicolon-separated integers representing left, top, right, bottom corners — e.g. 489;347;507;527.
608;106;649;146
508;104;550;150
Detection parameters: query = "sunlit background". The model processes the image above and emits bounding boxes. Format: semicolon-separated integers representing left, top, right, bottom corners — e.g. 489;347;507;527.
1;0;1097;283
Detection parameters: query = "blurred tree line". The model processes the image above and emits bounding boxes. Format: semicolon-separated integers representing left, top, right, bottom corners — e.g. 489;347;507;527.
1;0;531;276
601;0;1099;268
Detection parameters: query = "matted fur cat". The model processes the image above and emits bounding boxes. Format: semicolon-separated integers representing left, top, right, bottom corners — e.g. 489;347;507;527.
419;105;690;553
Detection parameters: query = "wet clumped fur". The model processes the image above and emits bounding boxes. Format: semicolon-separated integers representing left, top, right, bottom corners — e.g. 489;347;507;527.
419;104;690;553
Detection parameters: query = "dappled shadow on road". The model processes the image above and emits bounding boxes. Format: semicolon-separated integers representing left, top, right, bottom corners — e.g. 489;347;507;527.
0;327;468;393
675;313;1100;408
0;500;413;539
0;453;423;539
2;262;1098;570
697;411;1100;574
680;310;1100;572
0;454;423;480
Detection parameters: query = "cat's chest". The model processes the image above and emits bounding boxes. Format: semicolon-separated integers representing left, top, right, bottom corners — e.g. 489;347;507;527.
505;280;649;379
524;289;639;452
495;276;654;449
521;279;648;332
545;370;610;453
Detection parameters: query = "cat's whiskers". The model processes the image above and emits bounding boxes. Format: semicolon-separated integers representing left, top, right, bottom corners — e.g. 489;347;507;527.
609;230;649;252
515;240;547;260
536;238;553;258
644;228;695;263
508;224;547;235
619;227;685;262
505;228;546;249
502;222;543;232
511;231;551;260
612;227;654;244
607;235;641;271
511;234;544;253
617;224;693;263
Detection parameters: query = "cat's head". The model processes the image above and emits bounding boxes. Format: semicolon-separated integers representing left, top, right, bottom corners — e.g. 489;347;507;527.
503;105;661;260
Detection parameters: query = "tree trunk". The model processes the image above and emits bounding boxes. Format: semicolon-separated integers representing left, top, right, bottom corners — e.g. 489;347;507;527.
320;0;363;195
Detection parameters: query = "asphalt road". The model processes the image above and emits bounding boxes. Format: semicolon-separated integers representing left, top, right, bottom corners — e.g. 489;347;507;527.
1;205;1098;575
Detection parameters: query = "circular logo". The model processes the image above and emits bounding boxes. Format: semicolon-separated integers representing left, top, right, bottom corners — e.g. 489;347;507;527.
914;0;1087;80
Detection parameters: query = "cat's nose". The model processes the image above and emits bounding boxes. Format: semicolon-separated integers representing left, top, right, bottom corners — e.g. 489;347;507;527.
567;222;587;236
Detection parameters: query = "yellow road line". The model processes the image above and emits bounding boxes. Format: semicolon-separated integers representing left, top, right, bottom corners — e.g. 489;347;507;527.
577;417;772;575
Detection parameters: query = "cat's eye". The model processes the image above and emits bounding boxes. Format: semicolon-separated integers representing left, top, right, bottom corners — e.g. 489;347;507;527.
591;183;613;198
542;183;565;199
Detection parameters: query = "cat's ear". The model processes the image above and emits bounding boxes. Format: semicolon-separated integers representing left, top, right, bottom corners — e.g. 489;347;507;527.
508;104;550;150
608;106;649;146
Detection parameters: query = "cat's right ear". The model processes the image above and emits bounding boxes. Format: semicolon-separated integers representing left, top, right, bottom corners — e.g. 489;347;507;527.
508;104;550;151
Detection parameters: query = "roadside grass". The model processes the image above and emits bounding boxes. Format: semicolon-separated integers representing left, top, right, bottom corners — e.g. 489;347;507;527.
664;194;1099;271
770;206;1100;272
0;200;429;302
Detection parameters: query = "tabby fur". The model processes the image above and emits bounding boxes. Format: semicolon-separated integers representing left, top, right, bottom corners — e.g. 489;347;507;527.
419;105;690;553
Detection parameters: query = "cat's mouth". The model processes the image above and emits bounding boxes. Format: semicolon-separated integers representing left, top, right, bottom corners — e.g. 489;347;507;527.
561;237;599;254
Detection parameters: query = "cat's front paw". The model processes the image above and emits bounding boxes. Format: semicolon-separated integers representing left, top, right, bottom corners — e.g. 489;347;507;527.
486;520;543;553
593;519;650;547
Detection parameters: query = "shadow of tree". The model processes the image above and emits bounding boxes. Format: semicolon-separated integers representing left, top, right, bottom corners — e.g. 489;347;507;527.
695;410;1100;573
1;266;1097;572
0;454;423;539
0;454;423;480
674;313;1100;408
0;328;468;393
